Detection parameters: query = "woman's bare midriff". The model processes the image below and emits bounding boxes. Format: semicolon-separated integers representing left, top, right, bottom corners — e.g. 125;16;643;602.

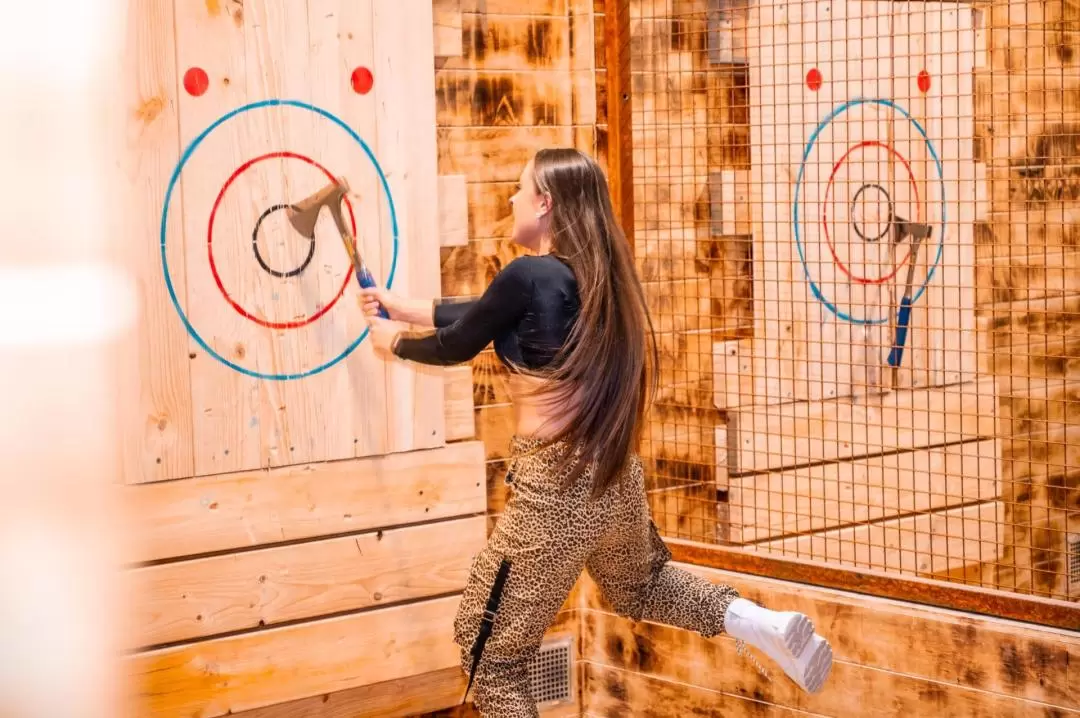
506;373;580;439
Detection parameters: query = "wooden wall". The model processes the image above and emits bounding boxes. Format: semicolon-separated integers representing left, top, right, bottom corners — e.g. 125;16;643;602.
976;0;1080;601
121;1;489;715
579;560;1080;716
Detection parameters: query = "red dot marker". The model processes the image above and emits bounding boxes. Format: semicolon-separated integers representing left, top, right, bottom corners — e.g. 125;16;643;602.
917;69;932;93
806;67;823;92
184;67;209;97
351;66;374;95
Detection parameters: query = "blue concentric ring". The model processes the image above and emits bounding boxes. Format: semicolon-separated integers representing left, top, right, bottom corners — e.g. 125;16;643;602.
160;99;398;380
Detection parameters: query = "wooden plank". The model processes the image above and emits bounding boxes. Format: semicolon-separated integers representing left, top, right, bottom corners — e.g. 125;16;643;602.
472;350;514;406
130;516;485;648
121;0;195;484
572;69;598;125
123;440;485;564
708;169;752;236
444;365;476;440
979;294;1080;380
438;175;469;248
125;595;462;718
649;483;720;544
474;404;516;461
438;127;576;182
433;0;463;59
729;377;999;474
642;278;713;334
435;70;574;127
337;0;395;461
442;14;571;72
668;538;1080;632
462;0;570;10
714;425;729;492
466;182;515;239
441;238;530;299
728;439;1001;543
603;0;634;247
583;663;805;717
642;403;720;476
655;330;718;409
373;1;446;454
582;566;1079;710
997;377;1080;438
751;501;1004;577
712;338;753;409
582;605;1080;717
228;666;468;718
230;610;583;718
975;248;1080;306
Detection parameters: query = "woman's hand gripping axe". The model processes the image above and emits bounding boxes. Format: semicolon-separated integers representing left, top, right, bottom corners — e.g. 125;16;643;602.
284;177;389;318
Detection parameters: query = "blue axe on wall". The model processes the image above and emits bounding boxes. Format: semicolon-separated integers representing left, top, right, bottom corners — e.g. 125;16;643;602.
886;215;933;368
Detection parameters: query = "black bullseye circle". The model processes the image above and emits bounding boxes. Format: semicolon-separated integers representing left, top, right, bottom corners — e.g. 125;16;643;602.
252;203;316;279
849;183;894;243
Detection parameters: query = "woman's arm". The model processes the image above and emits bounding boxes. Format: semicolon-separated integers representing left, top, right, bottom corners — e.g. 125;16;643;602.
432;298;479;327
391;258;534;366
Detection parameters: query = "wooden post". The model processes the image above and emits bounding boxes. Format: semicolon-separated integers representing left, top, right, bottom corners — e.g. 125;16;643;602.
604;0;634;254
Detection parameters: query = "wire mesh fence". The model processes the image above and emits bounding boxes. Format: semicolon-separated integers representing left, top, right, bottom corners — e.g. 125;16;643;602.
622;0;1080;606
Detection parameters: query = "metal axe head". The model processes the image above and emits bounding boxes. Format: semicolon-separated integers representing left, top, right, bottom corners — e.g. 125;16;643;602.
285;176;351;239
892;214;933;244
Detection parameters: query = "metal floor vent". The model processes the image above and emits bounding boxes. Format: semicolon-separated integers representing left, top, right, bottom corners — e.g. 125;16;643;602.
527;635;574;707
1068;533;1080;600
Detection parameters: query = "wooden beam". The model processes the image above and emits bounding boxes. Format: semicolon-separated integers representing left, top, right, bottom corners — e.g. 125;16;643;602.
438;174;469;247
444;364;476;440
228;666;468;718
603;0;633;252
129;516;485;648
123;441;485;564
665;539;1080;632
712;338;753;410
432;0;463;59
126;595;462;718
728;378;999;474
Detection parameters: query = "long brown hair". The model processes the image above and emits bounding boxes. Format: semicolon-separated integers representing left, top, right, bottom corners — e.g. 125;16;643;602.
521;147;659;498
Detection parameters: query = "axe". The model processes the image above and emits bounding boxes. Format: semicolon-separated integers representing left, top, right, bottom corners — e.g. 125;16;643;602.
886;215;933;368
285;177;388;318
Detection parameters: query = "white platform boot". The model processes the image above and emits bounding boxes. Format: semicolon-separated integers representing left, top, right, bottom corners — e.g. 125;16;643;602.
723;598;833;693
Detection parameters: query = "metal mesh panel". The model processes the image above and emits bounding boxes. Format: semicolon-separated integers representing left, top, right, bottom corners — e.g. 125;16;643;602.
625;0;1079;606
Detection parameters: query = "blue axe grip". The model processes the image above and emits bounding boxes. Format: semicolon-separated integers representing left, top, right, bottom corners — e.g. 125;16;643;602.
356;264;389;319
887;298;913;368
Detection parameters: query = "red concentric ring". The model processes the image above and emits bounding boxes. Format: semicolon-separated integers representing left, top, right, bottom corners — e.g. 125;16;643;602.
208;151;357;329
821;140;922;285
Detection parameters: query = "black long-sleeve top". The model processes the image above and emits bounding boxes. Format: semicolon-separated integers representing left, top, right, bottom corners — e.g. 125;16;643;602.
391;254;580;370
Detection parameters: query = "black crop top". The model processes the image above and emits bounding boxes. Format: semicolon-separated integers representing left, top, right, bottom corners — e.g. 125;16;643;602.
391;254;580;370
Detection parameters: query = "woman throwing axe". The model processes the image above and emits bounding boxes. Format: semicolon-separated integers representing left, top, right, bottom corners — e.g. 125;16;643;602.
361;148;833;717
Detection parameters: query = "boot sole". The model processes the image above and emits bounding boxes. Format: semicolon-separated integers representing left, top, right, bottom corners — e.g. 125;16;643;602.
780;612;814;658
797;635;834;694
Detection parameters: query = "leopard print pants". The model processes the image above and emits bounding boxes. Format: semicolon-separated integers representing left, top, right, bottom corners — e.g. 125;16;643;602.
453;435;741;717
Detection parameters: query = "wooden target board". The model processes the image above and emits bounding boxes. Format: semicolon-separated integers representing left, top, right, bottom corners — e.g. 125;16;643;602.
746;0;978;406
125;0;443;481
